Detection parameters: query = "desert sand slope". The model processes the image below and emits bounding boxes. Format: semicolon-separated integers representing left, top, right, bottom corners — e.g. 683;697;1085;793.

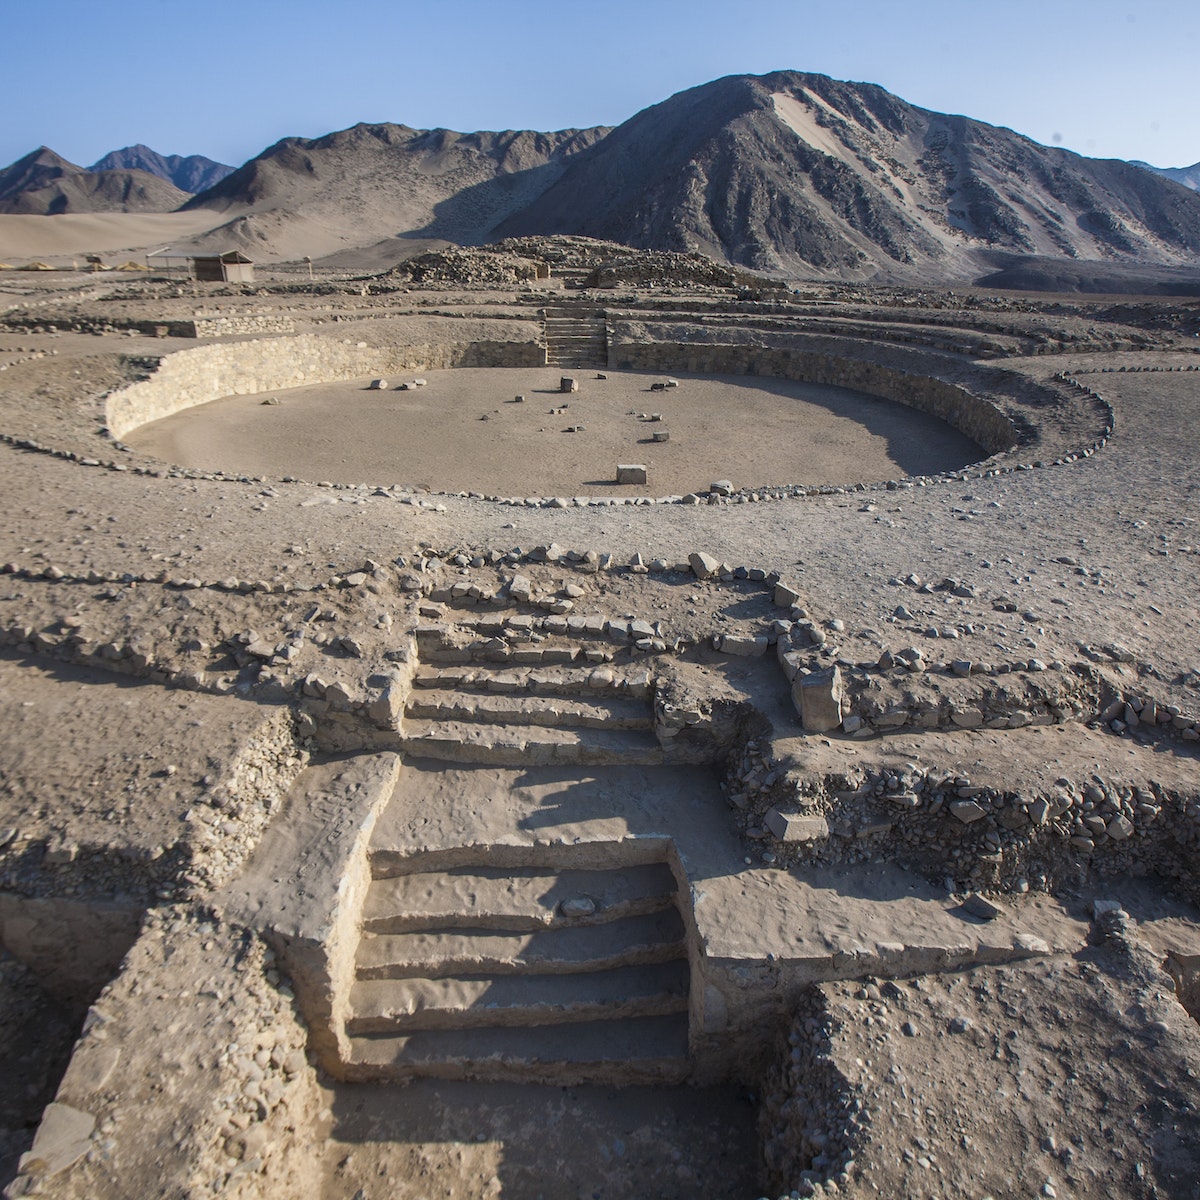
496;70;1200;281
181;122;611;259
90;145;235;194
0;210;224;260
0;147;188;215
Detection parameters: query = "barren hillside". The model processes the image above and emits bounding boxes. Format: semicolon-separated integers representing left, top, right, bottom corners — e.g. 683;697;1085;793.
498;71;1200;281
181;123;610;260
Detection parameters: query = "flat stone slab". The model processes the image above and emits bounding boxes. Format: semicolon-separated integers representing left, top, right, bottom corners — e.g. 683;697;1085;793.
217;752;401;941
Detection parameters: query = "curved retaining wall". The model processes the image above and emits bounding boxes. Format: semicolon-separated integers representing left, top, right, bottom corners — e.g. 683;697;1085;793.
610;340;1017;455
106;334;543;440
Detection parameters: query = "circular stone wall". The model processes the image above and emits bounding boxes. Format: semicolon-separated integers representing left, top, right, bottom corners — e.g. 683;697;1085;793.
124;366;986;495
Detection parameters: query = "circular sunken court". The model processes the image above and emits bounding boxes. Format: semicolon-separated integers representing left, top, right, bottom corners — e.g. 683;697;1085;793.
124;366;986;495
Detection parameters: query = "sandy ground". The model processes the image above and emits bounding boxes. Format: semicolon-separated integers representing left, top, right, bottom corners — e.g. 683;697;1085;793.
124;367;983;495
320;1079;758;1200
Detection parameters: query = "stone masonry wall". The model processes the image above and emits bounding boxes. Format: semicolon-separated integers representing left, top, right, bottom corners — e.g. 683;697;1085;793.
610;340;1017;455
187;315;296;337
105;335;542;440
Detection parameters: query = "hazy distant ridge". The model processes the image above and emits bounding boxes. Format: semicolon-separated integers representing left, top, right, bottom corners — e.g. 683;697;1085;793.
90;145;235;194
1130;160;1200;192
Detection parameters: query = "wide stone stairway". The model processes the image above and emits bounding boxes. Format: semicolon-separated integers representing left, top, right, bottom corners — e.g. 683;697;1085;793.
541;307;608;369
342;843;691;1083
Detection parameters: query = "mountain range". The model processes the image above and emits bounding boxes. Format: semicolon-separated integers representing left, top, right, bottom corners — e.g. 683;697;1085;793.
1;71;1198;288
0;147;190;215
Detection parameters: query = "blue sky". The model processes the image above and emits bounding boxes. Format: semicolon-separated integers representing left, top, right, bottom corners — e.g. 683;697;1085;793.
1;0;1196;170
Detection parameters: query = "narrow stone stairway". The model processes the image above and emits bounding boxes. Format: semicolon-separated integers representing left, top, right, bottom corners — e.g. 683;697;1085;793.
342;851;691;1083
400;626;664;765
542;307;608;369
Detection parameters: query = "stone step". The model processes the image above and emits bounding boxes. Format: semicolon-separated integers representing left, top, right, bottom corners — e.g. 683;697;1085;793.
369;834;674;881
356;908;688;979
343;1014;690;1084
347;960;690;1033
419;645;589;666
362;863;679;932
398;720;663;766
411;663;652;699
404;690;653;731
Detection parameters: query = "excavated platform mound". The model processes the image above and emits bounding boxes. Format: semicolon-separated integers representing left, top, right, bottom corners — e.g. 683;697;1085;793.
122;367;984;495
3;273;1200;1200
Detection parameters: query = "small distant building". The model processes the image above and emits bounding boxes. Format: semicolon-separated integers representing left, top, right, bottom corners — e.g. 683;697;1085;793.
191;251;254;283
145;248;254;282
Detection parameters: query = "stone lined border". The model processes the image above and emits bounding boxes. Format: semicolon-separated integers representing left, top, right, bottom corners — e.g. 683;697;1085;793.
6;541;1200;759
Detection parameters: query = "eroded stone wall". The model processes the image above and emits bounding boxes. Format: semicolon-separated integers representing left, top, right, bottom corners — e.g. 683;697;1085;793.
105;336;542;440
609;340;1017;455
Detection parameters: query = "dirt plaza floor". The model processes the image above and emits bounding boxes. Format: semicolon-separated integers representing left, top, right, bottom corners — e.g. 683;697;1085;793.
125;367;983;496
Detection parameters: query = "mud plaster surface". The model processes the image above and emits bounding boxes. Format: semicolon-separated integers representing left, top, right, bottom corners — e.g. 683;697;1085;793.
124;367;983;495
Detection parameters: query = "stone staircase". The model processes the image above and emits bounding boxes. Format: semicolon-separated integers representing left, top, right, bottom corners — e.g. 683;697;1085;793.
542;307;608;369
341;848;692;1083
549;265;594;289
401;619;665;766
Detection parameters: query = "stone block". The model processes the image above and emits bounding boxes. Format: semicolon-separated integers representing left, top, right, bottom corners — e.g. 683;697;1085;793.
717;634;768;657
774;582;802;608
560;376;578;393
963;893;1004;921
792;666;843;732
688;551;720;580
778;649;806;682
765;809;829;842
616;464;647;485
950;800;986;823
